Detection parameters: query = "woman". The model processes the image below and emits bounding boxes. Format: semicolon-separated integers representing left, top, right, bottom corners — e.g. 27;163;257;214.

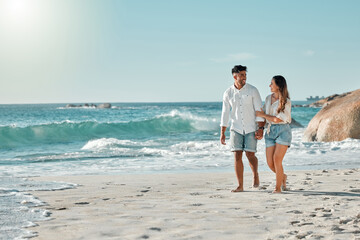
256;75;291;193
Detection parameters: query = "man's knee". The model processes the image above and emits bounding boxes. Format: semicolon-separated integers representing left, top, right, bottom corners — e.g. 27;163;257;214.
245;151;256;159
234;151;243;161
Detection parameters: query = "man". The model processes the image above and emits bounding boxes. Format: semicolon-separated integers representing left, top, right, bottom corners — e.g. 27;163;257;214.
220;65;265;192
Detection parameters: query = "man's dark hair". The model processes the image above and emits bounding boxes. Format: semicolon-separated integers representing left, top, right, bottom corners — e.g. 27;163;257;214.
231;65;247;74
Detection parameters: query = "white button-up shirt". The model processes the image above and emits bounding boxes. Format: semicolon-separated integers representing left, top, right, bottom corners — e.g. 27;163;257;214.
220;84;264;134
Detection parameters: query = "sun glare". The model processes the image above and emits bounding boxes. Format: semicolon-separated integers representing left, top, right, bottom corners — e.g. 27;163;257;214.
1;0;38;27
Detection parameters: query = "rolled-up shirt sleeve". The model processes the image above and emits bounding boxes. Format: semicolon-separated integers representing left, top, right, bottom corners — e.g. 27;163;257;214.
253;88;265;122
276;100;292;123
220;92;230;127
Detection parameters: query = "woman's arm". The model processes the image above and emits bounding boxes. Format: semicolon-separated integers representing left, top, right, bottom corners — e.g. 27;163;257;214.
255;110;284;123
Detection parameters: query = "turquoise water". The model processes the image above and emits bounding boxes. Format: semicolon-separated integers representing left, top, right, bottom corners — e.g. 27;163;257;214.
0;102;346;174
1;102;359;239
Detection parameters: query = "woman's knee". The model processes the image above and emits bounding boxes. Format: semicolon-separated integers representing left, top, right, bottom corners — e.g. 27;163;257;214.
273;154;283;164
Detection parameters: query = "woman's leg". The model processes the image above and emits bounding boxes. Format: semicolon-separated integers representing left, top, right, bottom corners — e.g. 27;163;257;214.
266;146;276;173
273;143;288;193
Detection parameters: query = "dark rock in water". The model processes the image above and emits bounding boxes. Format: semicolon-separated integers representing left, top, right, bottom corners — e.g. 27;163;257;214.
97;103;111;109
66;104;76;108
292;104;307;108
290;118;303;128
303;89;360;142
84;103;89;107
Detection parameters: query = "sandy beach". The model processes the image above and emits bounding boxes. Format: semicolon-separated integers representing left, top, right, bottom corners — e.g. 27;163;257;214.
29;169;360;240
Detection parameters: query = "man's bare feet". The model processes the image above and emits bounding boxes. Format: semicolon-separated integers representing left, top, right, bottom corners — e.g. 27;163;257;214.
281;174;287;191
231;186;243;192
272;189;281;194
253;173;260;188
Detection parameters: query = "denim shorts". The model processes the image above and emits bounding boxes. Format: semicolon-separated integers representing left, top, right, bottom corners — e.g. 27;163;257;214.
230;130;257;152
265;124;292;148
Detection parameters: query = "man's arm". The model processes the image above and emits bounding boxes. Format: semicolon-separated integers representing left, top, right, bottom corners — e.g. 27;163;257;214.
220;93;230;145
220;126;227;145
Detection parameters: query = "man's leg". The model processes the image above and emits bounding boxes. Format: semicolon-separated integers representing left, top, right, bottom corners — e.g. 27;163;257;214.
232;151;244;192
245;151;259;187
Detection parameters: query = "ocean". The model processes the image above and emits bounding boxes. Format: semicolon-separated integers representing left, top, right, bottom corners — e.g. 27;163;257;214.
1;102;360;239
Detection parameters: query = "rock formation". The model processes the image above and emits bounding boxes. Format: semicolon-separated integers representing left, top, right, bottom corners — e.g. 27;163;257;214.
303;89;360;142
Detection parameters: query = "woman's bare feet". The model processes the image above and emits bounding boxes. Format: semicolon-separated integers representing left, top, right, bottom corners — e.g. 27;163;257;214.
272;189;281;194
282;174;287;191
231;186;244;192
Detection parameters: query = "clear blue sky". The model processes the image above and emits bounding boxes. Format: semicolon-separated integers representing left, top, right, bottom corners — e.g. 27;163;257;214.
0;0;359;103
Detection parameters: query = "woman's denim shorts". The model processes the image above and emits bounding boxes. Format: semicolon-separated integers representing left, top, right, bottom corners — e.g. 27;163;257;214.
265;124;292;148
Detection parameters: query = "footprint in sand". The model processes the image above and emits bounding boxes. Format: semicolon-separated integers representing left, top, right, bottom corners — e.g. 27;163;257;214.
209;195;224;199
322;213;332;217
339;217;352;224
309;234;325;239
331;225;345;232
296;231;313;239
191;203;203;206
140;190;150;193
298;222;314;226
322;208;332;212
288;230;299;235
149;227;161;232
190;192;201;196
287;210;303;214
75;202;90;205
350;189;360;193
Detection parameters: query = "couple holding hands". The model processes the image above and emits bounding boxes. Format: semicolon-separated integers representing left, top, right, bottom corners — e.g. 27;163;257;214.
220;65;292;193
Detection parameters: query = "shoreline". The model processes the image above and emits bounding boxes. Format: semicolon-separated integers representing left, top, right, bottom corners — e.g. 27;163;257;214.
30;169;360;239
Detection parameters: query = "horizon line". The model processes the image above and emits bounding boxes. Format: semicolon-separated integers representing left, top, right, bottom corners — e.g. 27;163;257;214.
0;100;309;105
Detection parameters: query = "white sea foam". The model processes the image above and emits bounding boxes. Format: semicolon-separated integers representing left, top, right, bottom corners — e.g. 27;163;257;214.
82;138;156;151
0;176;76;239
159;110;219;131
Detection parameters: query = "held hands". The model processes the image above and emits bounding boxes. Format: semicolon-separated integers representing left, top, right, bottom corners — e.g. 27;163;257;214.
255;129;263;140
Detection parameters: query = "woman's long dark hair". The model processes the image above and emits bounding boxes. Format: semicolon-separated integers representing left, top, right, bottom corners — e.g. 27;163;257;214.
273;75;290;113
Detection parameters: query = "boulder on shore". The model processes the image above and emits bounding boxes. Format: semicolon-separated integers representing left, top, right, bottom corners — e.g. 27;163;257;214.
303;89;360;142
